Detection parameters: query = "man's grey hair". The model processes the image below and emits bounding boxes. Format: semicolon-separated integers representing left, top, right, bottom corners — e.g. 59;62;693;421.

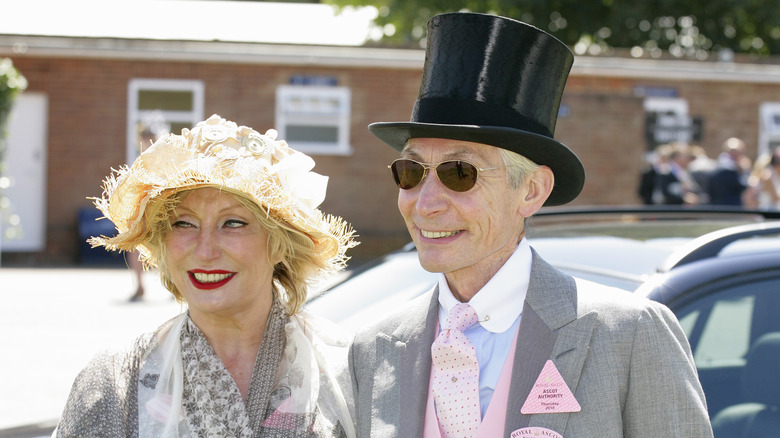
498;148;540;189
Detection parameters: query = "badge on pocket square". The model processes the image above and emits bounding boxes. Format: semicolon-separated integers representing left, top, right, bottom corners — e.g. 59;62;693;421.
521;360;581;414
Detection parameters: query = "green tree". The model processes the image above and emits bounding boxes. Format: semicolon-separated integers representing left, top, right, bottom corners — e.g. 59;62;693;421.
0;58;27;249
0;58;26;138
325;0;780;57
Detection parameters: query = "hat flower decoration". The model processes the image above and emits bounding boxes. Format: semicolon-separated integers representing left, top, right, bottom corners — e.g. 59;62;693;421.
90;114;355;273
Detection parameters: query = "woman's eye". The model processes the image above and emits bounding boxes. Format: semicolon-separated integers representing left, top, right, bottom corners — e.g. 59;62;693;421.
172;220;194;228
224;219;248;228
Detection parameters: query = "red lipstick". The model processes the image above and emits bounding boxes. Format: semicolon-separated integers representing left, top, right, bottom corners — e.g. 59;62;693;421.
188;269;235;290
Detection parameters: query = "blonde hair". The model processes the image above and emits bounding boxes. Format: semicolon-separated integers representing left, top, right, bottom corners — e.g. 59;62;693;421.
146;189;327;315
89;115;356;284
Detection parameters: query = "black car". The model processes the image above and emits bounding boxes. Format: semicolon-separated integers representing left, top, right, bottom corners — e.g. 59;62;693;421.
307;207;780;430
635;220;780;434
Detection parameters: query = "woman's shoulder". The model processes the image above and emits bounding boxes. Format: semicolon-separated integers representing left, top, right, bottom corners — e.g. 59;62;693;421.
82;314;182;370
54;314;185;436
54;339;149;436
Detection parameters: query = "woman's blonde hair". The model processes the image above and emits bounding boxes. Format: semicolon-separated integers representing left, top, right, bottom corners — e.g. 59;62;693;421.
145;188;330;315
90;115;356;291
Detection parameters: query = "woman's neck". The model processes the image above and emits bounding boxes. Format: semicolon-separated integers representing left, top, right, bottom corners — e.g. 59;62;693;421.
189;301;273;401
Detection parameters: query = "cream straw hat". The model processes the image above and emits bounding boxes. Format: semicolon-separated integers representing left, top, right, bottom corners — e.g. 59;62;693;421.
90;114;355;273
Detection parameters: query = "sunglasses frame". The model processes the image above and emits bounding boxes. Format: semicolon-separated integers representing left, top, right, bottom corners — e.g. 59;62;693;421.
389;158;511;192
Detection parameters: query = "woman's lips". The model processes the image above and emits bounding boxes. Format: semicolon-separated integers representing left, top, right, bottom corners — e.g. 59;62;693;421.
188;270;235;290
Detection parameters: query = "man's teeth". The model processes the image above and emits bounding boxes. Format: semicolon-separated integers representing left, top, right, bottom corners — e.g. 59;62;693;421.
193;272;232;283
421;230;458;239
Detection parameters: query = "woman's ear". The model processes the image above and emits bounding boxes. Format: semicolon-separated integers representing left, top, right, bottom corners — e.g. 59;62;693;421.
518;166;554;218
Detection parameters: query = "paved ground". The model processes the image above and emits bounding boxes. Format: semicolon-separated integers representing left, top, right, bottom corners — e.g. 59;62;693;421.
0;267;184;433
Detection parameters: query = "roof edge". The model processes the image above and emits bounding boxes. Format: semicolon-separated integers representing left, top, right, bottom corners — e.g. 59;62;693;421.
3;34;780;82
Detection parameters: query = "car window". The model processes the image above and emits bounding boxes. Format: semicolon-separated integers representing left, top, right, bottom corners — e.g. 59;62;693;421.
677;278;780;367
679;295;754;367
673;275;780;418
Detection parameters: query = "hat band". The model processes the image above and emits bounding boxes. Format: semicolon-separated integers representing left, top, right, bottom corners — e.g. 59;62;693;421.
412;97;554;138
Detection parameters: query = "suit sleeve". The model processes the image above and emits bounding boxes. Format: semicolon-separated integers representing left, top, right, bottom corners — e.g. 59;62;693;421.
348;330;377;438
622;302;713;437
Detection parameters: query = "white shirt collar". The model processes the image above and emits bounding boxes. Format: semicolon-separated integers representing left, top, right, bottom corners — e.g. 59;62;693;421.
437;238;531;333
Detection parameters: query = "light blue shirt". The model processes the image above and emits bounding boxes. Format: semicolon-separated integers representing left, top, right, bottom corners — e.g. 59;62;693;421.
437;238;531;418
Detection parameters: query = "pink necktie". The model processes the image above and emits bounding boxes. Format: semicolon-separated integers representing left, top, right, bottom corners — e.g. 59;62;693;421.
431;303;481;438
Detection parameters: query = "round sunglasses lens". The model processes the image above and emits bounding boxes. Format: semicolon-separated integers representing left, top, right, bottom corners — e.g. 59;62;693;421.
437;161;478;192
391;160;425;189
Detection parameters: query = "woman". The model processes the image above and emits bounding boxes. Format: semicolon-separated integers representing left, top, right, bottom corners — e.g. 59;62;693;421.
744;148;780;209
55;115;357;437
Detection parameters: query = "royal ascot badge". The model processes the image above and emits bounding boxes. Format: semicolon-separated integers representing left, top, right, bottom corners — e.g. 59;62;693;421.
510;427;563;438
520;360;581;414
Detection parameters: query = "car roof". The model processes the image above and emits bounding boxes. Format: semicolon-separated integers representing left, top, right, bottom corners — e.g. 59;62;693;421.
634;220;780;306
657;221;780;271
529;207;780;287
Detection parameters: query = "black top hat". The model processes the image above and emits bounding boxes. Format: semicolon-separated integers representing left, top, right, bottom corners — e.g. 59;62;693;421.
369;12;585;206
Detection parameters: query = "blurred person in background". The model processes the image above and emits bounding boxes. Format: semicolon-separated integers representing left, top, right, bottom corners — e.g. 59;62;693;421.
654;142;703;205
54;115;356;437
638;143;672;205
687;144;716;203
708;137;751;206
127;120;168;302
743;148;780;209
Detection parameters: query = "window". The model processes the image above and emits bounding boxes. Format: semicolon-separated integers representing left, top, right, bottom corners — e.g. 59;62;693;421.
676;278;780;368
685;295;754;367
127;79;204;163
759;102;780;157
275;85;351;155
674;275;780;417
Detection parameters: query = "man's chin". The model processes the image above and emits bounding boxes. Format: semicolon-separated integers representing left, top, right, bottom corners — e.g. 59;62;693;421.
417;255;454;275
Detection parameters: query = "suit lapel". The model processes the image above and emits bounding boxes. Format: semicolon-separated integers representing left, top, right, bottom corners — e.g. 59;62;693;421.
505;302;558;432
504;251;597;436
371;287;439;437
530;311;597;434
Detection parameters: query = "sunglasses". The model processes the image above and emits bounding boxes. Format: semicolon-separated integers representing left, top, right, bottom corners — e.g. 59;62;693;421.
389;158;510;192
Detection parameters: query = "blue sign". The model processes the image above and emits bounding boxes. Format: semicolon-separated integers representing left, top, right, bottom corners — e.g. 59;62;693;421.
634;86;678;98
289;75;338;86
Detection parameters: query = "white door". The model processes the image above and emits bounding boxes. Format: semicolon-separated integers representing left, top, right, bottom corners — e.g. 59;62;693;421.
1;93;48;252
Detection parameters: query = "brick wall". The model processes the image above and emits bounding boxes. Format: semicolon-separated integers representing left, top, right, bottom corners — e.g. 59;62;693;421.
4;55;780;265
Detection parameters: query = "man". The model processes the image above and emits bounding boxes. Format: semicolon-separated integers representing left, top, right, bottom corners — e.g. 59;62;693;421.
708;137;750;206
655;142;703;205
348;12;712;438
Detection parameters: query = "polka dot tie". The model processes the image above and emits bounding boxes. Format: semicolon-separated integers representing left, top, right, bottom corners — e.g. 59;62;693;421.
431;303;481;438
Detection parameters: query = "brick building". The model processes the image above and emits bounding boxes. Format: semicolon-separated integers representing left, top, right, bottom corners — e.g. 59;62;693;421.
2;3;780;266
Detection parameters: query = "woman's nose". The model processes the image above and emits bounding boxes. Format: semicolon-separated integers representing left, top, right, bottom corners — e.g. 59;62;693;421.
194;228;220;260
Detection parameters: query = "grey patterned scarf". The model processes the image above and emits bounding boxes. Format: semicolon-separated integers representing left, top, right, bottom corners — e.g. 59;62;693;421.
55;299;353;437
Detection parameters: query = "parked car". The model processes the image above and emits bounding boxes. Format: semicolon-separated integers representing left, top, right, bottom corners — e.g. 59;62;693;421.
306;206;780;426
635;220;780;431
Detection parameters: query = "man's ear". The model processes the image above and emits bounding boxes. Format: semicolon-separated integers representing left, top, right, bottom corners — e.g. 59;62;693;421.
518;166;554;218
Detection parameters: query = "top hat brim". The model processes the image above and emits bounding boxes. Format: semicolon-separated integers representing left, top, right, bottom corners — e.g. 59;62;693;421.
369;121;585;206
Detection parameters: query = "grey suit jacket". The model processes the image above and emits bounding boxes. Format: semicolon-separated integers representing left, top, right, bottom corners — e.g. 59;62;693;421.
348;250;713;437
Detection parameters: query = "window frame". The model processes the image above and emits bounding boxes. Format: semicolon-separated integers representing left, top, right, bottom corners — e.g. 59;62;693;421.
275;85;352;156
672;269;780;366
126;79;205;164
